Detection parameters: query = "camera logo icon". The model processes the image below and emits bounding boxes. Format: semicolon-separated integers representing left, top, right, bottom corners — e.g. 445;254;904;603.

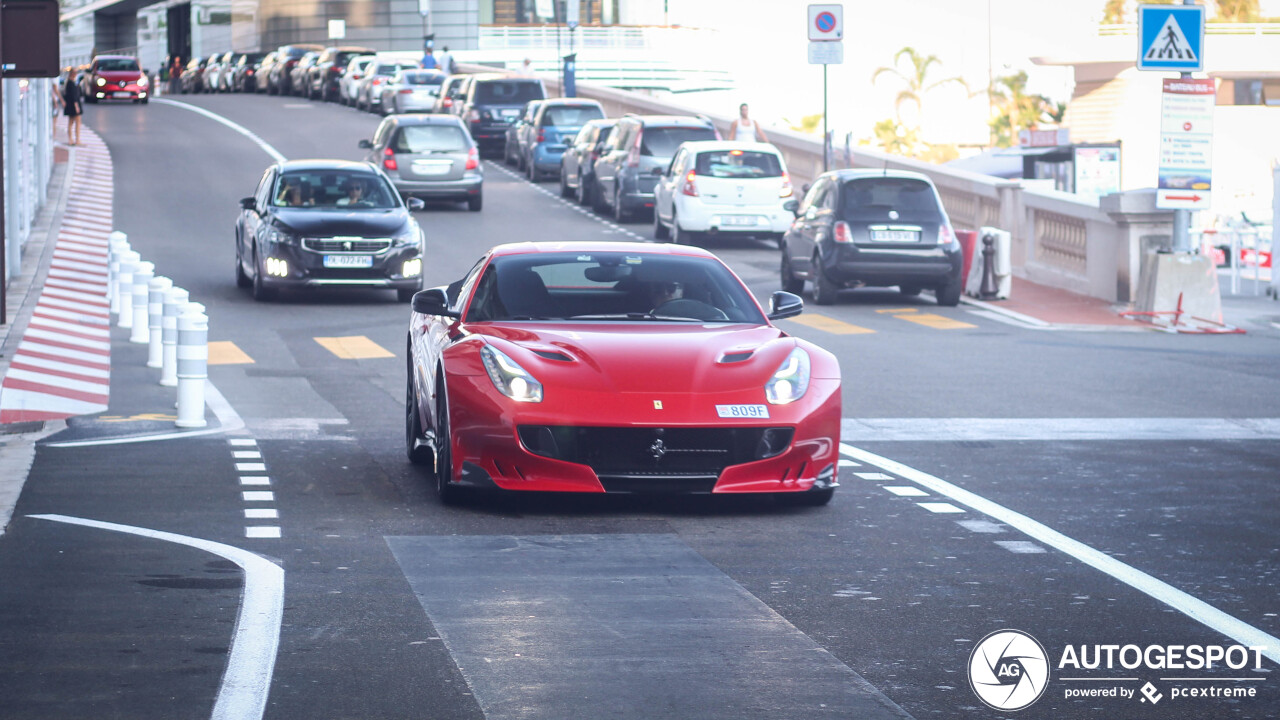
969;629;1050;711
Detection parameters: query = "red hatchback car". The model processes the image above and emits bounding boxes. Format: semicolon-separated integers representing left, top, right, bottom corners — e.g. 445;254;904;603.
406;241;842;506
82;55;149;104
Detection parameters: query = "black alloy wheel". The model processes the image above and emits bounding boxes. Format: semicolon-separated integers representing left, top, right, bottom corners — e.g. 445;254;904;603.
405;365;433;464
780;252;804;295
434;377;461;504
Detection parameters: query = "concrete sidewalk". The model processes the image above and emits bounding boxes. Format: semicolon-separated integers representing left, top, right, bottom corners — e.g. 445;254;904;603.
962;274;1280;333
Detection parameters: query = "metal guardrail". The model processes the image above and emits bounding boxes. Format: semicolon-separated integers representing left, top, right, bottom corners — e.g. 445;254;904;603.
3;78;57;294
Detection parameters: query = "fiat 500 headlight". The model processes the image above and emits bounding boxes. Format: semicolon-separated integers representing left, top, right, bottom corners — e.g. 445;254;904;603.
765;347;810;405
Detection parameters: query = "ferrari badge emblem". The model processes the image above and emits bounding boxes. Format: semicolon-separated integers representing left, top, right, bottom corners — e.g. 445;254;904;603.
653;400;663;410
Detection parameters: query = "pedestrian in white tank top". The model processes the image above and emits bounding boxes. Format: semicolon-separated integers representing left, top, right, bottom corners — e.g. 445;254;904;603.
728;103;768;143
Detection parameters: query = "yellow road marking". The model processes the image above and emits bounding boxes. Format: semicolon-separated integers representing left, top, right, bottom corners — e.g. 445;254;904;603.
314;335;395;359
876;308;919;314
208;341;255;365
96;413;178;422
895;313;977;330
785;314;876;335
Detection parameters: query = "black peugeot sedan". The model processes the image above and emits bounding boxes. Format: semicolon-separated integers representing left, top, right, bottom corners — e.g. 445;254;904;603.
235;160;426;302
779;169;964;306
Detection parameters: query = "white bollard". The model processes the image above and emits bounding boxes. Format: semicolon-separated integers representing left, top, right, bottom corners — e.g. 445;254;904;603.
160;287;189;387
115;251;141;323
107;232;129;306
175;307;209;428
130;261;155;344
147;276;173;368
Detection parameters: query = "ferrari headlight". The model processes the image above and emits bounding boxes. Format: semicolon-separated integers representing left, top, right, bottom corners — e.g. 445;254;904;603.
765;348;810;405
480;345;543;403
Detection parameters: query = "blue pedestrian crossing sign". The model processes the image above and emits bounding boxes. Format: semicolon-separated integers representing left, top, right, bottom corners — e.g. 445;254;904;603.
1137;4;1204;72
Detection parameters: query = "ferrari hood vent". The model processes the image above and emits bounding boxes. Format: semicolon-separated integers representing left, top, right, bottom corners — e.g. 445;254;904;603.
718;349;755;364
532;349;573;362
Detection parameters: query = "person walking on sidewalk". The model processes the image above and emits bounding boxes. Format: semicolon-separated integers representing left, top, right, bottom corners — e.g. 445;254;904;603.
62;70;83;146
727;103;767;143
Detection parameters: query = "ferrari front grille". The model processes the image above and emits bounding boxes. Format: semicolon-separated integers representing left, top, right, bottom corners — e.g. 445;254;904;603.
517;426;794;478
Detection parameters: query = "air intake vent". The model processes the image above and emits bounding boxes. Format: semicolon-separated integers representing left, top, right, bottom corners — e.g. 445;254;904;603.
532;350;572;362
719;351;754;363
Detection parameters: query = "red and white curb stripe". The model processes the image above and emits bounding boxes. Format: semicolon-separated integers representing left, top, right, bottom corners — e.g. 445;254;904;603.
0;130;113;423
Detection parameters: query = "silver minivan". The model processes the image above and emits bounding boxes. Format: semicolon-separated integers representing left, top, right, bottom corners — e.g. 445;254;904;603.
361;114;484;212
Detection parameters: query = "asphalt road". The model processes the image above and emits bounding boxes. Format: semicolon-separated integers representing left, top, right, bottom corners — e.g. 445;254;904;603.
1;92;1278;720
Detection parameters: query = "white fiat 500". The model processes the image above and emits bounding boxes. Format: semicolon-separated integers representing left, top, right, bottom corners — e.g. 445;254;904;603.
652;141;794;246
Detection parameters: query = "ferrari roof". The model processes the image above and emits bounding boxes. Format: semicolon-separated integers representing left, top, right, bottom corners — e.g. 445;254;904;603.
489;242;718;259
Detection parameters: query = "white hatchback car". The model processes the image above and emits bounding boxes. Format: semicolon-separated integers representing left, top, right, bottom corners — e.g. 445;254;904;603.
652;141;794;246
339;55;376;106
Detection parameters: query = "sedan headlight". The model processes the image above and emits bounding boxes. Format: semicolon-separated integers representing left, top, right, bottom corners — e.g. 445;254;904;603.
480;345;543;403
765;348;810;405
138;74;149;87
95;77;105;86
392;220;422;248
267;227;298;246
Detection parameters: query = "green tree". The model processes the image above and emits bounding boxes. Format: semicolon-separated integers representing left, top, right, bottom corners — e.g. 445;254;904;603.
872;47;968;126
783;113;824;135
1213;0;1259;22
872;118;921;156
988;71;1053;148
1102;0;1174;24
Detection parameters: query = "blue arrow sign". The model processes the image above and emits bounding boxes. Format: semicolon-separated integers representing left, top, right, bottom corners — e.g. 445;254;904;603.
1137;5;1204;72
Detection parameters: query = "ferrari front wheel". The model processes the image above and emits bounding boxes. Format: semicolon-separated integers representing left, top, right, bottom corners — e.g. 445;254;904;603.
433;378;462;505
405;368;432;465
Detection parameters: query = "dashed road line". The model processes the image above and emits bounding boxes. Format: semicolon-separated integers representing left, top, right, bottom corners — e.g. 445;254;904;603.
228;436;281;539
783;314;875;335
839;442;1280;665
486;161;649;241
917;501;966;514
314;335;395;360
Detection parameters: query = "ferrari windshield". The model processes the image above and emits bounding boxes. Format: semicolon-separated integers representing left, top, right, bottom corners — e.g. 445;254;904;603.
465;252;766;324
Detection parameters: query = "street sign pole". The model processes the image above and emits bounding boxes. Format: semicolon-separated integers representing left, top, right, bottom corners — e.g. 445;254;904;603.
1139;0;1207;253
807;4;843;174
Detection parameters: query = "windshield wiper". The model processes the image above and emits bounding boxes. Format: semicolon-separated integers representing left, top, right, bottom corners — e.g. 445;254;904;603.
565;313;702;322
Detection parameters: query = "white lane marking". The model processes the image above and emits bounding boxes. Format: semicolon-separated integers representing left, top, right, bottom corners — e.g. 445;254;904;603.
233;451;262;459
485;161;648;242
244;509;279;519
853;472;893;480
242;492;275;502
27;514;283;720
235;463;267;472
239;476;272;486
229;439;257;447
840;443;1280;666
153;99;287;163
842;417;1280;442
838;459;861;467
44;380;246;447
995;541;1048;554
918;502;966;514
245;527;281;539
956;519;1006;534
882;485;929;497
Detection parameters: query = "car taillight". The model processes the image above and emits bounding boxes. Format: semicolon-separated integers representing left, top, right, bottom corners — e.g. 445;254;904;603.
779;172;793;198
353;73;363;80
247;70;254;75
938;224;956;245
399;88;413;94
682;171;699;197
465;147;479;170
383;146;397;171
373;78;383;86
330;67;341;74
469;110;480;122
833;221;854;244
537;130;545;143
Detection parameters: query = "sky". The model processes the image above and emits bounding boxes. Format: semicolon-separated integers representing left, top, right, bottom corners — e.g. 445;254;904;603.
649;0;1105;146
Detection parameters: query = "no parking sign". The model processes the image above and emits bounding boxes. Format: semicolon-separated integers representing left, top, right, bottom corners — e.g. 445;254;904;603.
808;4;843;41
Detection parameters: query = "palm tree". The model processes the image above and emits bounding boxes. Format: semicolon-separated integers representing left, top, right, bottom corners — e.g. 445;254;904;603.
872;47;968;127
989;71;1053;148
